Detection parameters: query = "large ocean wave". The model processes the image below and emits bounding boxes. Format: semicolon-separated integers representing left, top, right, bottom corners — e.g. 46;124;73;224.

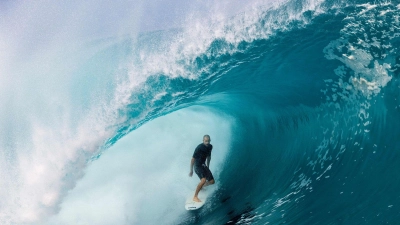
1;0;399;224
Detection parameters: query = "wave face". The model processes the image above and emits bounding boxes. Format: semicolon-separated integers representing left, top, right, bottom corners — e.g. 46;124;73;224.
1;0;400;224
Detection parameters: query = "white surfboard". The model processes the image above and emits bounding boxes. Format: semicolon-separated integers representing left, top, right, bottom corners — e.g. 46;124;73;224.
185;188;209;210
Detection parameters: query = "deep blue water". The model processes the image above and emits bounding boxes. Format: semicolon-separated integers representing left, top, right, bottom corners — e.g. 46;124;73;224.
1;0;400;224
172;2;400;224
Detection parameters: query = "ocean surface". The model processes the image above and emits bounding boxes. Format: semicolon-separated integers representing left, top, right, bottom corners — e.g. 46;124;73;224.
1;0;400;224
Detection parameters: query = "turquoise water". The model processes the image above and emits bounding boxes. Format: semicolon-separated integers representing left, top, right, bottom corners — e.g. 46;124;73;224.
1;0;400;224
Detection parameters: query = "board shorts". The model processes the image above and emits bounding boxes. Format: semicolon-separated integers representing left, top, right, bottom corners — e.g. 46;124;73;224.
194;164;214;181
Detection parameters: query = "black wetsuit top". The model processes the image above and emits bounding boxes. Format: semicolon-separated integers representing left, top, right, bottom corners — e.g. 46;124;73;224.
192;143;213;167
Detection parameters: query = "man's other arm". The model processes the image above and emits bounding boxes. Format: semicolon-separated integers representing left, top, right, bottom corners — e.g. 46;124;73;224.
189;158;195;176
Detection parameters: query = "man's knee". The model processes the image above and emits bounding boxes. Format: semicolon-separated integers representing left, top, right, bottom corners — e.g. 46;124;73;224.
209;179;215;184
200;178;207;184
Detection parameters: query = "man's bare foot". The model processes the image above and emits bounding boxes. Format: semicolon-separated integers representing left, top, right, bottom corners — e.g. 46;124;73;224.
193;196;202;202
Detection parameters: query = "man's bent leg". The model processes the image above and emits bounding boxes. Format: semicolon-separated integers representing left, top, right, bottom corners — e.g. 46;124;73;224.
203;179;215;188
193;178;206;202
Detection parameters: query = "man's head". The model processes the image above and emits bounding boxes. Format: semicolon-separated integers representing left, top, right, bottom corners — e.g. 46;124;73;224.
203;135;211;146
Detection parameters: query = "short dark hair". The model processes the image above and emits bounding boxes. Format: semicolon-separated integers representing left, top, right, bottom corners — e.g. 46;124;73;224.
203;135;210;140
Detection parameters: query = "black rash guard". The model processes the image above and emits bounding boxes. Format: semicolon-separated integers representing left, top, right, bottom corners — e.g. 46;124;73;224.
192;143;213;167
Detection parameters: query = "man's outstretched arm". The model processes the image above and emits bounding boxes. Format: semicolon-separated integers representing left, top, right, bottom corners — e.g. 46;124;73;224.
189;158;195;176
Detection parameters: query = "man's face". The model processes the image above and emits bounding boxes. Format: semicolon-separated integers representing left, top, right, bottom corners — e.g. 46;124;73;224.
203;137;211;146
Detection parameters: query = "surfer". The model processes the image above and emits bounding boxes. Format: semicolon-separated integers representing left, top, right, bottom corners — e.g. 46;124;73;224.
189;135;215;202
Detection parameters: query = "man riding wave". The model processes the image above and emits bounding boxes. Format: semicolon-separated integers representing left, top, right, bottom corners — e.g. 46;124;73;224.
189;135;215;202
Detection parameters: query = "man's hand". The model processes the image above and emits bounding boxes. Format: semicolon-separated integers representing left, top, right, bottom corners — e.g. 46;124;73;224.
189;170;193;177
